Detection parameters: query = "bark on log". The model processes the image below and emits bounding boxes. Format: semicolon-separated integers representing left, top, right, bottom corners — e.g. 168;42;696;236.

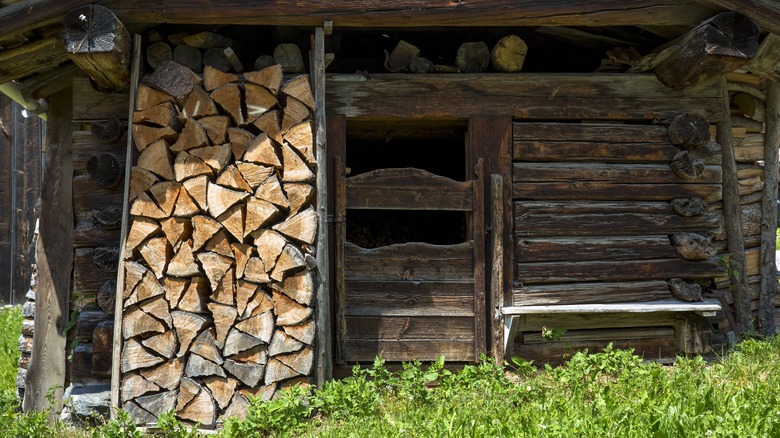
86;153;123;188
669;278;703;302
149;61;203;101
672;233;716;261
670;150;706;180
671;197;709;217
203;47;232;73
91;116;125;144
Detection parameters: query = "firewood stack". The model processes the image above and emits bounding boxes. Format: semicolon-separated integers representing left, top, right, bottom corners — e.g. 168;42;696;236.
122;60;317;426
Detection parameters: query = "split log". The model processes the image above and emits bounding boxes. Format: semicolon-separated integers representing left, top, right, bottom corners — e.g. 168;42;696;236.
199;115;231;145
137;139;174;180
231;345;268;364
217;165;253;193
205;230;234;258
269;330;303;356
273;270;315;306
206;183;248;219
211;83;244;125
245;83;278;123
192;215;222;251
136;391;177;419
203;47;232;73
191;144;231;174
254;55;277;70
93;246;119;272
123;306;165;339
747;33;780;81
648;12;760;90
243;257;270;283
177;377;200;410
123;261;148;300
91;206;123;230
277;346;313;375
178;388;216;427
228;129;254;160
167;241;200;277
409;56;433;73
136;84;174;111
123;401;156;424
264;358;299;384
235;280;257;316
182;175;209;210
270;244;306;281
491;35;527;72
171;193;199;223
384;40;420;72
456;42;490;73
245;64;283;95
254;230;287;271
234;311;274;342
283;183;314;215
173;44;203;73
240;383;276;402
121;338;164;373
673;233;716;261
62;4;131;91
669;278;703;302
186;353;226;378
284;121;315;165
162;276;188;307
281;75;314;110
147;41;173;70
139;236;171;278
133;101;179;128
223;328;263;357
86;153;123;188
140;295;173;327
142;330;176;359
190;329;224;365
280;142;314;182
280;96;310;132
208;303;238;348
149;61;203;101
197;251;233;292
213;267;237;305
184;32;233;49
668;112;710;149
732;92;765;122
130;193;168;219
180;87;218;120
171;118;209;153
225;359;264;387
254;110;282;143
223;394;249;420
245;198;279;237
670;150;705;180
91;116;125;144
98;280;116;314
125;272;165;307
273;207;317;245
160;217;193;251
132;125;177;152
172;311;209;356
177;276;209;312
283;320;315;345
204;377;238;410
140;358;184;390
121;374;160;402
273;290;312;326
274;43;305;73
671;197;709;217
204;65;238;92
243;289;274;319
245;133;281;168
149;181;181;216
255;174;289;208
129;168;158;201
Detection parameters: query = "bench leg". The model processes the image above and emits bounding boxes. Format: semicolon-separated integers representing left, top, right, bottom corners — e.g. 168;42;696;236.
504;315;519;358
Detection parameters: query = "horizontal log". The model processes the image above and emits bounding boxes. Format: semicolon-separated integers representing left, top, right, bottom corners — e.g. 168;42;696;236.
73;175;123;214
346;168;473;211
513;122;670;143
513;140;722;164
516;258;724;284
515;236;677;262
74;248;116;296
72;78;130;121
512;281;673;306
522;326;676;344
345;316;475;341
515;214;720;238
512;337;676;366
344;339;474;362
326;73;721;122
511;311;684;332
0;36;69;84
73;131;126;174
102;1;713;28
513;163;722;184
345;241;474;281
512;182;722;202
344;280;474;316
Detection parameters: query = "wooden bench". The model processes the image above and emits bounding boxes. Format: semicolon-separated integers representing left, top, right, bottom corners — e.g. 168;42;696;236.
502;299;722;356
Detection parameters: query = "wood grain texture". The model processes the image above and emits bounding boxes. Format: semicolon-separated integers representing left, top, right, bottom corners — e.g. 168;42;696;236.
72;78;130;121
23;89;73;417
346;168;473;211
512;281;673;306
0;36;69;84
513;182;722;202
759;81;779;335
326;73;721;122
516;258;724;284
516;236;677;262
513;122;670;143
513;140;722;164
513;163;722;184
344;281;475;317
344;242;474;282
344;339;475;362
697;0;780;35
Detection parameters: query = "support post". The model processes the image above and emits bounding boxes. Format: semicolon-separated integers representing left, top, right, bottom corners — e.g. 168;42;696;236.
490;174;504;364
759;81;780;335
718;78;755;335
22;88;73;419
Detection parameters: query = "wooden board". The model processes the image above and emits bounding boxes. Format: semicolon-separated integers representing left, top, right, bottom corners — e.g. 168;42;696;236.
512;182;722;202
513;162;722;184
326;73;721;122
514;213;719;238
72;78;130;121
513;140;721;164
345;316;475;340
516;258;724;284
515;236;677;262
344;339;475;362
512;281;673;306
512;336;677;366
344;241;474;282
344;281;475;317
513;122;670;143
346;168;473;211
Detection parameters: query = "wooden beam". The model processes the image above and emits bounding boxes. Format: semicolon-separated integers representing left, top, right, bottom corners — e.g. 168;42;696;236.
0;0;93;40
326;73;722;122
62;4;131;92
717;78;755;336
22;88;72;419
17;63;83;100
696;0;780;35
747;33;780;81
0;36;69;84
101;0;714;27
759;80;779;336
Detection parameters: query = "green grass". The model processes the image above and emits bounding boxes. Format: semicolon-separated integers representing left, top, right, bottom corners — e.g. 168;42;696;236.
0;306;22;393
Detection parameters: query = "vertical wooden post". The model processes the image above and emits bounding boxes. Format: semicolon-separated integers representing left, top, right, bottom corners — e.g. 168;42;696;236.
472;159;487;361
110;34;141;417
490;174;505;364
22;88;73;419
718;77;755;335
313;26;332;384
326;115;346;365
759;80;780;336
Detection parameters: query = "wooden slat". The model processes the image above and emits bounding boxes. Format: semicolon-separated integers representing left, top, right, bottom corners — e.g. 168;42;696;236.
516;258;725;284
344;280;474;316
515;214;720;237
0;96;13;302
512;281;673;306
513;140;722;164
513;122;670;143
516;236;677;262
73;247;116;296
72;77;130;121
346;168;473;211
489;174;504;364
73;175;123;214
0;0;93;40
72;131;127;174
512;337;677;366
513;182;722;202
22;88;72;417
471;160;486;361
327;114;347;364
326;73;722;122
513;162;722;184
516;200;696;215
345;241;474;282
503;298;722;314
345;316;475;340
522;326;676;344
344;340;475;362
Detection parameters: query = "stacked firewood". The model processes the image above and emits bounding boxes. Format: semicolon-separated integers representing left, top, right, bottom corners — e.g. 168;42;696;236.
122;60;317;426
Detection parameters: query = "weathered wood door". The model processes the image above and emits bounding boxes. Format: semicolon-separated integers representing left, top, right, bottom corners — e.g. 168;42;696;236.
328;116;487;363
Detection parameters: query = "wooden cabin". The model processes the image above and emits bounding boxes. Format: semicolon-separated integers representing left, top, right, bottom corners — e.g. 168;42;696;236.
2;0;779;428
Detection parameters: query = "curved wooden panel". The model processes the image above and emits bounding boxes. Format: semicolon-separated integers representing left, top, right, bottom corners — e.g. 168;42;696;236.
346;167;473;211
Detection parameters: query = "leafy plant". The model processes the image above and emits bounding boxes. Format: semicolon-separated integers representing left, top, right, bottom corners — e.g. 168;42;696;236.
94;409;143;438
